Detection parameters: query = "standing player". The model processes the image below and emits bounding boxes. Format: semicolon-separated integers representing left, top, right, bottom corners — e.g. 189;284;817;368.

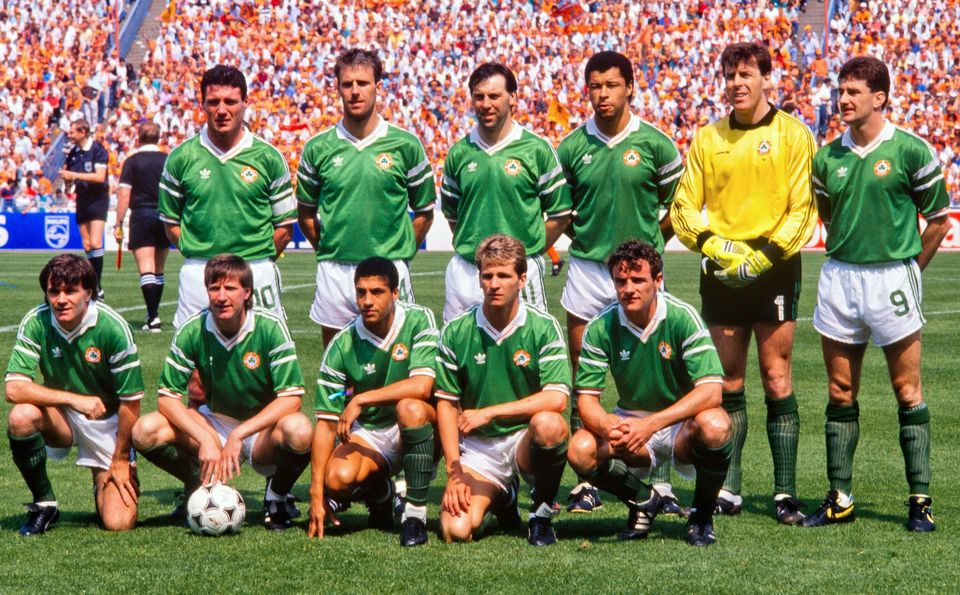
131;255;312;531
557;51;685;516
158;64;296;327
804;57;950;531
297;49;435;346
61;119;110;299
307;258;438;546
5;255;142;535
436;235;571;546
670;42;816;524
440;63;572;322
114;121;169;332
567;241;731;546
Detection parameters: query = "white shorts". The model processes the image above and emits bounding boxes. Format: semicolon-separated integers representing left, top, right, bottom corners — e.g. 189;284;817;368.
46;409;122;470
443;253;547;322
197;405;274;476
174;258;285;328
309;259;413;329
350;421;402;474
614;407;695;480
560;256;617;321
459;429;532;492
813;258;924;347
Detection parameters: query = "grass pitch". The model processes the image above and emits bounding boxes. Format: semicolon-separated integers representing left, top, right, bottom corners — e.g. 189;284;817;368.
0;250;958;593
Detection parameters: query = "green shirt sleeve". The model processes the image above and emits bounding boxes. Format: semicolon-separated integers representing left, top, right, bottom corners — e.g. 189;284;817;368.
908;139;950;218
440;150;461;224
409;308;439;378
434;322;462;402
676;310;723;384
314;338;348;421
266;318;304;398
105;316;145;400
157;147;186;225
574;317;609;397
811;149;832;225
295;140;322;208
406;138;436;213
4;309;43;382
536;315;571;393
267;149;297;226
157;322;198;401
655;134;684;206
537;141;572;218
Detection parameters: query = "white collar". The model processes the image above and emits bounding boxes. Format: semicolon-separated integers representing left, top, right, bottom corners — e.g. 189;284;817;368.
355;301;407;351
617;293;667;344
841;121;895;158
336;115;389;151
52;300;98;342
475;302;527;344
79;138;94;152
134;144;162;153
468;119;523;155
199;126;254;162
205;308;255;350
585;113;640;148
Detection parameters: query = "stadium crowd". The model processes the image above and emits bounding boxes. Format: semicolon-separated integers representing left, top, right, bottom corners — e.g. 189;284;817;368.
3;0;960;212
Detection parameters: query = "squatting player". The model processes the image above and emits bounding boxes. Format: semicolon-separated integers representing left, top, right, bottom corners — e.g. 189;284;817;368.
671;42;816;524
804;57;950;531
159;64;296;327
297;49;435;346
6;255;143;535
440;63;571;322
557;50;685;516
131;255;312;531
567;241;731;546
308;258;438;546
436;234;571;546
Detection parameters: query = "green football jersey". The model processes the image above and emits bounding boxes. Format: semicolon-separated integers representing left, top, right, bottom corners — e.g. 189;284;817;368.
812;123;950;264
315;301;438;430
557;114;683;260
158;128;296;260
576;294;722;412
296;118;436;262
441;122;572;262
5;302;144;414
158;308;304;420
435;303;571;437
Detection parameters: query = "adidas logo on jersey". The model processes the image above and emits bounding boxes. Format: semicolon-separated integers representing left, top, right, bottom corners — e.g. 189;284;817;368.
582;154;593;165
364;362;377;375
474;353;486;365
333;156;344;167
199;168;211;180
619;349;630;361
467;162;478;173
51;346;62;358
836;166;848;178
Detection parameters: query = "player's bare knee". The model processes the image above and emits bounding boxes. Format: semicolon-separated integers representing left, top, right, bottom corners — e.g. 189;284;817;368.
325;461;358;495
566;429;598;473
440;513;473;543
529;411;568;446
7;403;42;436
279;414;312;453
694;409;731;447
101;510;137;532
396;398;430;427
131;413;166;450
893;383;923;408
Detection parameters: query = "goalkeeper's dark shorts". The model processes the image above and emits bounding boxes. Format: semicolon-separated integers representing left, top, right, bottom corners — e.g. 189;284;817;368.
700;240;802;325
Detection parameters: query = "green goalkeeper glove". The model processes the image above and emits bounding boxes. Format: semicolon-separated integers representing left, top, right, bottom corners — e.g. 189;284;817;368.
701;235;752;269
714;248;774;288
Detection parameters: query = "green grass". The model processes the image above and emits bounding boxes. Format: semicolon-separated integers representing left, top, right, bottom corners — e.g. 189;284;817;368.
1;250;958;593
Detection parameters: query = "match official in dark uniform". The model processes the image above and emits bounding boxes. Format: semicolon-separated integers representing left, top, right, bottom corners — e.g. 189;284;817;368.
61;119;110;299
114;122;169;332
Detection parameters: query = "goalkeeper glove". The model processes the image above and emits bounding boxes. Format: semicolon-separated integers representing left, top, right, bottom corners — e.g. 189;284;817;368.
701;235;752;270
714;248;774;288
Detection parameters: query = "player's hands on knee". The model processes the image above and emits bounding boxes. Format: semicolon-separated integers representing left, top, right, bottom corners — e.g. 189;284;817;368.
72;395;106;420
108;457;139;506
337;400;362;443
457;409;492;435
702;235;751;270
442;473;471;516
198;437;222;485
611;417;655;455
714;248;773;288
218;433;243;481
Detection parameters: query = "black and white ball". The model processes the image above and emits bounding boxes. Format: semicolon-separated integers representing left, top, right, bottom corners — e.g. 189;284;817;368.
186;483;246;536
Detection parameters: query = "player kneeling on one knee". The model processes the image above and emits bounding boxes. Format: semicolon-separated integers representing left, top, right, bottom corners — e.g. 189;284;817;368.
307;258;440;546
566;240;733;546
6;255;143;535
436;234;571;546
132;255;312;531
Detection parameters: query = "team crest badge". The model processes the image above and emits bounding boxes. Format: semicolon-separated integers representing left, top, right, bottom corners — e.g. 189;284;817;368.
84;347;102;363
375;153;394;170
240;166;258;183
657;341;673;360
243;352;261;370
757;140;772;155
622;149;641;167
503;159;522;176
391;343;409;362
873;160;891;177
512;349;531;367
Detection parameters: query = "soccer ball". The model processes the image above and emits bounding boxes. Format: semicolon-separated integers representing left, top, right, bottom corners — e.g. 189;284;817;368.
186;483;246;536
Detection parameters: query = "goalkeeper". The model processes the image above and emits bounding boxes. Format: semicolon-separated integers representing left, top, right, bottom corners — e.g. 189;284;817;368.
670;42;816;525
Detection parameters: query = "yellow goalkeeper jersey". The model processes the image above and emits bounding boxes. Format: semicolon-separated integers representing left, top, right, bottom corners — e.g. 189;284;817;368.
671;106;817;258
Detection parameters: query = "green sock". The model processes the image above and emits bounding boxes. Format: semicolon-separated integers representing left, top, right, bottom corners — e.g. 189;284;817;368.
270;443;311;498
898;403;931;495
9;431;56;503
649;459;672;488
140;443;200;492
825;402;859;495
529;440;568;512
690;439;733;518
721;390;747;494
400;423;434;506
569;400;583;433
766;393;800;496
583;457;647;505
